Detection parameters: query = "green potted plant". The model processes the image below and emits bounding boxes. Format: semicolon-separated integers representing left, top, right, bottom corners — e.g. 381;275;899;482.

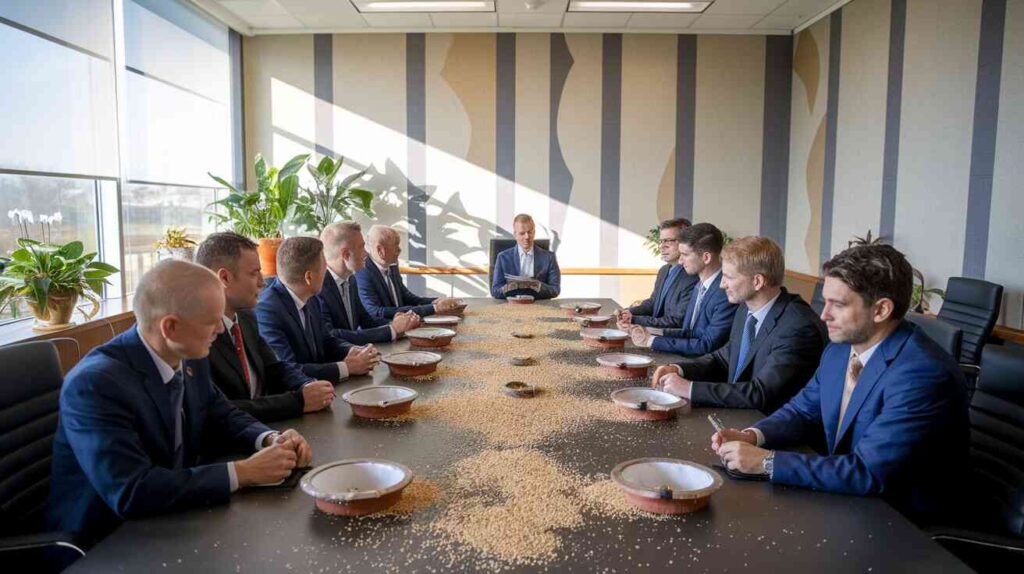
207;153;309;276
293;155;375;234
154;226;198;262
0;239;119;331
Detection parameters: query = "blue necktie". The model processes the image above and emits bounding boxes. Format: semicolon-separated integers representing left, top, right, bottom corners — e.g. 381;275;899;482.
302;305;317;354
654;266;682;317
733;314;758;382
167;369;185;468
689;282;708;330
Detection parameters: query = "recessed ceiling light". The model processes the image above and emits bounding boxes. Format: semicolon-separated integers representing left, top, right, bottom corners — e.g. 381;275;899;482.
569;0;712;12
357;0;494;12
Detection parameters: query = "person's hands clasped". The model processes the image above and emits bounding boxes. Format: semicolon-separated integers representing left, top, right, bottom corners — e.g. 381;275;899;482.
344;344;380;375
273;428;313;468
235;440;297;487
650;364;681;389
301;380;335;412
433;297;458;314
629;325;652;347
710;427;758;453
615;309;633;331
391;311;420;335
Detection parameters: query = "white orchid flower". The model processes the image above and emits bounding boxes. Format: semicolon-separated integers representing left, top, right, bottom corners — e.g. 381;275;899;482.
51;212;63;224
22;210;34;224
7;209;17;222
39;215;51;225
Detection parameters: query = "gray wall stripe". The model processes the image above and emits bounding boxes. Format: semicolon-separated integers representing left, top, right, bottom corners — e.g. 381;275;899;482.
963;0;1006;278
759;35;793;248
496;33;516;238
820;11;842;267
879;0;905;242
313;34;333;159
406;33;427;290
549;33;574;253
601;34;622;293
229;30;245;190
675;35;696;221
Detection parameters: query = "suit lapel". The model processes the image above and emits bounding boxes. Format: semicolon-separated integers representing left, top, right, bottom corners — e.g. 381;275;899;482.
240;315;265;382
212;331;246;388
733;295;789;379
323;275;349;329
726;309;746;381
389;266;404;306
123;329;177;452
834;325;913;446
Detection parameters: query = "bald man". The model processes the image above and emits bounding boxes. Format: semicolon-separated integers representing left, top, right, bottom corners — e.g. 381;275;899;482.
47;260;313;547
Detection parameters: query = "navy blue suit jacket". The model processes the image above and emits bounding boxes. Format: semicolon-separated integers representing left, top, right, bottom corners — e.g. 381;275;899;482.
255;278;354;383
628;263;698;328
317;272;392;345
46;327;270;545
753;321;969;519
356;259;436;320
490;245;561;300
652;272;738;357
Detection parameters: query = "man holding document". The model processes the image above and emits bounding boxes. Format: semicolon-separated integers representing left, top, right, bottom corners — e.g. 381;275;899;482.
490;214;561;300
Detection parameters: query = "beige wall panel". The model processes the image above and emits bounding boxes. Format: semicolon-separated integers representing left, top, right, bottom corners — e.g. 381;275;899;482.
987;0;1024;328
896;0;981;291
832;0;889;251
514;34;552;234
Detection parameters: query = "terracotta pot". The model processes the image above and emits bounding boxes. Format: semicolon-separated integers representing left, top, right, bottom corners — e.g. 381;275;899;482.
28;288;79;332
596;353;654;379
382;351;443;377
581;328;629;350
342;386;418;419
423;315;461;330
561;302;602;318
257;237;283;277
301;459;413;516
508;295;535;305
573;315;613;328
406;328;457;348
610;387;690;420
611;458;723;515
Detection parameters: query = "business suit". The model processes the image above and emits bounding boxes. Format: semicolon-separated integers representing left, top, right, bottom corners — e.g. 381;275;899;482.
753;321;969;520
628;263;698;328
318;272;393;345
677;290;827;413
255;278;354;383
652;272;738;357
490;245;561;300
209;310;313;422
356;259;436;320
47;328;270;545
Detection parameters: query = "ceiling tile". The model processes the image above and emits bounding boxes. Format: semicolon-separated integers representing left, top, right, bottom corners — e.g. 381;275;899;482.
497;0;570;14
562;12;631;27
704;0;787;16
770;0;836;18
276;0;367;27
689;13;763;28
497;13;564;26
752;13;803;29
218;0;292;17
429;12;499;26
626;13;699;29
361;12;435;26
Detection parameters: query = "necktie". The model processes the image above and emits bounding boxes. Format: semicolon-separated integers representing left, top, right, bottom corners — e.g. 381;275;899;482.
732;313;758;382
520;251;533;278
339;279;355;328
689;282;708;330
302;305;317;354
384;267;399;306
230;322;252;393
654;266;682;317
837;353;864;433
167;369;185;468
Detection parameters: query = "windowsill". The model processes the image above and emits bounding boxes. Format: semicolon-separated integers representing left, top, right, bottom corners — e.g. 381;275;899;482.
0;297;134;347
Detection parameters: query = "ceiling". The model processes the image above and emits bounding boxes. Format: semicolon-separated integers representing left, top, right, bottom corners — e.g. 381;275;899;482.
191;0;848;35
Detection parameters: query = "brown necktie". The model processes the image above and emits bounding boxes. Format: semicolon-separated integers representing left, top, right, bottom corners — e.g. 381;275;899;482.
837;352;863;433
230;322;252;392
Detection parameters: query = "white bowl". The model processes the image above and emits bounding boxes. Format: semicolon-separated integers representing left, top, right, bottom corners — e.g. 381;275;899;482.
301;459;414;516
611;458;723;514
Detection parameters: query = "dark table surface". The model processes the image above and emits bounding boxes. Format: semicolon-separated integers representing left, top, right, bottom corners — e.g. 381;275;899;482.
68;298;970;573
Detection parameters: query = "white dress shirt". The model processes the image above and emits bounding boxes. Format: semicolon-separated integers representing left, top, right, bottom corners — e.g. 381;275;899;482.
282;283;349;380
747;290;782;338
222;315;261;399
517;244;535;278
374;258;400;306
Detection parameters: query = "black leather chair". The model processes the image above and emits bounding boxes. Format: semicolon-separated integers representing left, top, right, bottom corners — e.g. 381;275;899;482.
906;312;963;360
487;238;550;290
937;277;1003;365
931;344;1024;572
810;281;825;316
0;341;84;572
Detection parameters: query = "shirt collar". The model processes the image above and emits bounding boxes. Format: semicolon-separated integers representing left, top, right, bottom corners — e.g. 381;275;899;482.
701;268;721;289
328;266;352;283
283;284;306;312
137;326;178;384
853;339;883;367
517;244;533;258
373;258;392;275
747;291;782;326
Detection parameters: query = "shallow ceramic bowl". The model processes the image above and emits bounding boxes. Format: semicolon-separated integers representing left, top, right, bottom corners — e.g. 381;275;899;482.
596;353;655;379
406;327;457;348
573;314;613;328
503;381;537;398
341;385;418;419
611;458;722;515
423;315;461;329
382;351;443;377
301;459;413;516
580;328;629;349
610;387;690;420
561;301;603;317
508;294;535;305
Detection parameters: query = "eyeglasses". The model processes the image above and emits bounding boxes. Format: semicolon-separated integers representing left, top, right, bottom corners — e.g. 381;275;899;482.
658;238;679;245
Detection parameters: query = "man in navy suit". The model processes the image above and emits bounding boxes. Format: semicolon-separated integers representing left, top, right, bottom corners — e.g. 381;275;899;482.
256;237;379;384
47;260;313;546
318;222;421;345
617;217;698;329
713;245;968;521
651;236;827;413
490;213;561;300
196;232;336;421
630;223;737;357
355;225;460;320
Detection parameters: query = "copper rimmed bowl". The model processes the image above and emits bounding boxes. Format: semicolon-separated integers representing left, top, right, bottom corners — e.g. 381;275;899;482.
580;328;629;349
596;353;654;379
610;387;690;420
561;301;603;317
382;351;443;377
573;314;613;328
611;458;722;515
508;294;535;305
341;385;418;419
406;327;456;348
423;315;462;329
301;459;413;516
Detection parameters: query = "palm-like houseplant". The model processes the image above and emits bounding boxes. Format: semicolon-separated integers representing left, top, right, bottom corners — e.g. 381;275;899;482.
207;153;309;276
848;230;945;312
293;156;375;235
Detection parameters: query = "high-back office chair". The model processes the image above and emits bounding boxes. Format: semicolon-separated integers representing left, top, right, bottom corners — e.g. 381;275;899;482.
930;344;1024;572
936;277;1003;365
906;312;963;360
487;238;551;290
810;281;825;316
0;341;85;571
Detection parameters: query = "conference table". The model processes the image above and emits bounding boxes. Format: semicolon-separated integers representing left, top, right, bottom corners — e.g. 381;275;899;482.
68;298;969;573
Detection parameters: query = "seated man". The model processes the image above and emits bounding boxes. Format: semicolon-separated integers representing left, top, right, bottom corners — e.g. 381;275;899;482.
490;213;561;300
196;232;336;422
650;236;827;413
356;225;460;320
47;260;312;547
630;223;737;357
616;217;697;329
713;244;968;521
318;221;421;345
256;237;379;384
